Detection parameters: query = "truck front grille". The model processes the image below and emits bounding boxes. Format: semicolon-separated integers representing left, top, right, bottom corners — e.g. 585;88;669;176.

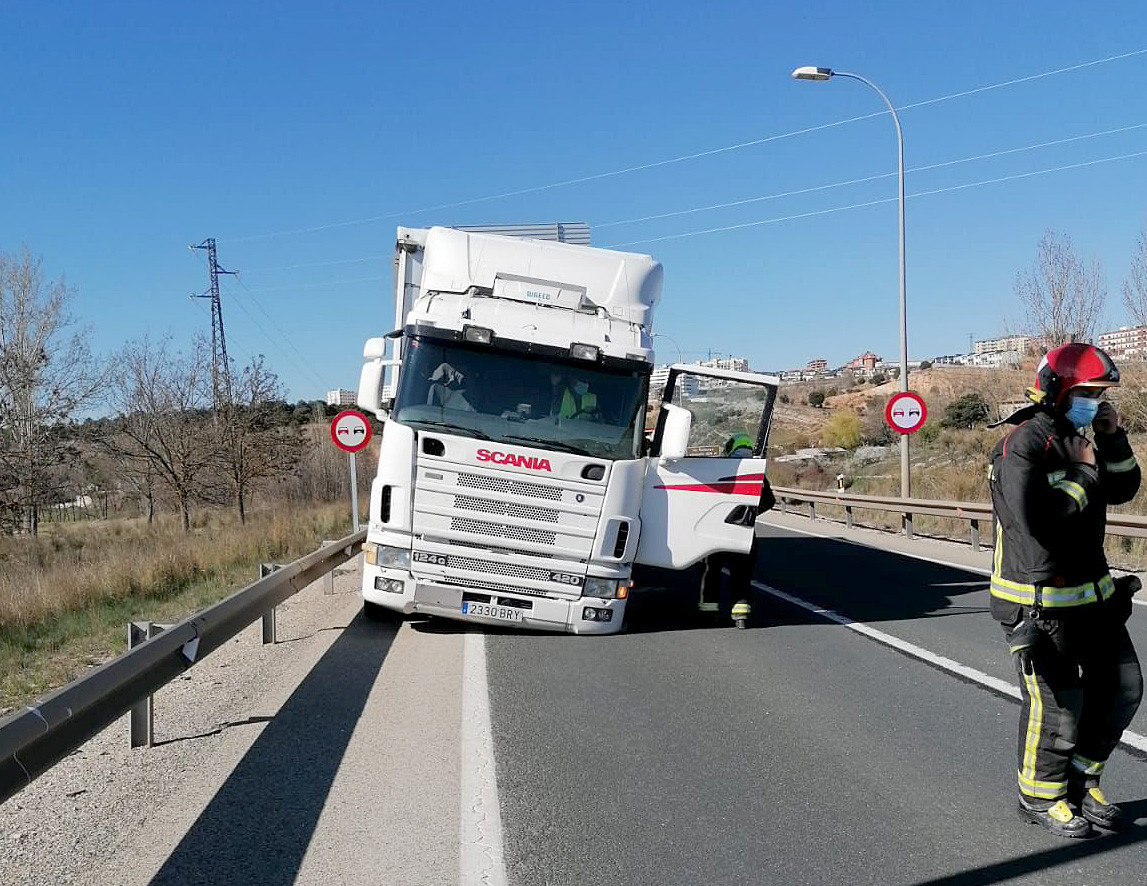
457;471;563;501
450;516;557;546
454;494;560;523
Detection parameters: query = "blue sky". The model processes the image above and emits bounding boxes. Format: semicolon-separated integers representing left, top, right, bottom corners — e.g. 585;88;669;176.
3;1;1147;401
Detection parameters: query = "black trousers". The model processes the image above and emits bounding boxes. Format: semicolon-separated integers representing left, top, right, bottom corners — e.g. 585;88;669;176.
700;545;756;611
1003;609;1143;800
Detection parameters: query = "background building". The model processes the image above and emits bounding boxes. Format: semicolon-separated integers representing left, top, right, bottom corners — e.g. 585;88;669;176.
975;335;1032;355
325;388;357;407
1097;325;1147;361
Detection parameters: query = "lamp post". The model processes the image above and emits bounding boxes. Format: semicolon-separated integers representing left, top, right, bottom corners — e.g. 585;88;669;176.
792;66;910;499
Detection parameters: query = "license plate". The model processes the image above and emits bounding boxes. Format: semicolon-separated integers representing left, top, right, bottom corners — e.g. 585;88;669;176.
462;601;524;622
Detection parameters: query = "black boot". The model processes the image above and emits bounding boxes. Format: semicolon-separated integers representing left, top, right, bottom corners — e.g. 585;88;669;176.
1068;778;1125;831
1017;794;1093;838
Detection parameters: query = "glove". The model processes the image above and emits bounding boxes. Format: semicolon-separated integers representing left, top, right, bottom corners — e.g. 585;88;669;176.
1111;575;1141;624
1008;618;1043;676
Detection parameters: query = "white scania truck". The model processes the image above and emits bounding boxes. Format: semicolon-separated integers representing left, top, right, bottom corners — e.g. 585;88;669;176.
355;224;778;634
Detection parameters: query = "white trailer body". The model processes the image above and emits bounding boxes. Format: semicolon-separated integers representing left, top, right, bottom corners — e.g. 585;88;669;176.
357;225;778;634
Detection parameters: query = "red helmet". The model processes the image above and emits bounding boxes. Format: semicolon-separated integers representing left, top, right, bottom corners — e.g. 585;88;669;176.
1030;343;1119;407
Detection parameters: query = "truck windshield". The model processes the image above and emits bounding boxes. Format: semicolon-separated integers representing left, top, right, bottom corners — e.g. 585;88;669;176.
393;336;648;460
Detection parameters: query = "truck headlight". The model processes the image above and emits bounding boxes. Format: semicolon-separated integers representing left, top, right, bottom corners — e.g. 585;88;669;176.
583;577;632;599
375;544;411;569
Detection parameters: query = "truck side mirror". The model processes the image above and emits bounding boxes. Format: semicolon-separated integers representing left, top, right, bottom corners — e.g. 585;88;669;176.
659;402;692;459
357;337;387;417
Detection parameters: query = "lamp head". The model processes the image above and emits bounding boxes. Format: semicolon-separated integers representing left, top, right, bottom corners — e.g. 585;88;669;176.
792;66;833;81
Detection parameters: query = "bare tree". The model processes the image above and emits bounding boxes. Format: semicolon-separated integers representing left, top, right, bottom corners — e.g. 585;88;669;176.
0;247;106;534
218;355;303;523
1015;230;1106;347
1122;225;1147;327
105;336;218;532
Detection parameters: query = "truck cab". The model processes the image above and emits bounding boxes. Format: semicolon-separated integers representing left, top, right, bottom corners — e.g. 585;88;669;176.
356;225;777;634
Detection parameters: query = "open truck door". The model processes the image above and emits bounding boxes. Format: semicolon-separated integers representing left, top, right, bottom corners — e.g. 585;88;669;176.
635;364;779;569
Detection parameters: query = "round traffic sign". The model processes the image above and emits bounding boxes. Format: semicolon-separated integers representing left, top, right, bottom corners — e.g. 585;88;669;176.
884;391;928;434
330;409;373;452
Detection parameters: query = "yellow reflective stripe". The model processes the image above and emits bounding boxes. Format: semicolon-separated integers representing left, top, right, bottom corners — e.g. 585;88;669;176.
1019;668;1052;798
990;573;1114;607
1069;754;1105;776
1017;773;1067;799
1050;479;1087;510
1105;455;1138;473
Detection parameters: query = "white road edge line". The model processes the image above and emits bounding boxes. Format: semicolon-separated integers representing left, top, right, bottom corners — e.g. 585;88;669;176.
460;630;508;886
760;517;1147;607
751;578;1147;756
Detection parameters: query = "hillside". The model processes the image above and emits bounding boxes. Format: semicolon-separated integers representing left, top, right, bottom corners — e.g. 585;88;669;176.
822;366;1030;413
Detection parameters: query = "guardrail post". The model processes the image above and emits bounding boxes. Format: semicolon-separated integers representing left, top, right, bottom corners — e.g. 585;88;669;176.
780;498;788;514
903;513;914;539
845;506;853;528
809;502;816;521
127;622;166;748
322;541;336;595
970;519;980;552
260;563;280;644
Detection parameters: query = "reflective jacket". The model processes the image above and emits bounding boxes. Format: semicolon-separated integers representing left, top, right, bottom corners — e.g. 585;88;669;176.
988;408;1140;621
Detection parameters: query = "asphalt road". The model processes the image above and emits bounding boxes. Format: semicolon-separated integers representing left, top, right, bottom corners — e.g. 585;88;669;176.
486;523;1147;886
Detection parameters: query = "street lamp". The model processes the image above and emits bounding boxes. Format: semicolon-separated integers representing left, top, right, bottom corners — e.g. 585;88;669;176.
792;65;911;499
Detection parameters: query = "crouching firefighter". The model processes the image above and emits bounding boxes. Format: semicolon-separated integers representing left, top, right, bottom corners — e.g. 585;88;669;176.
989;343;1143;838
699;433;776;628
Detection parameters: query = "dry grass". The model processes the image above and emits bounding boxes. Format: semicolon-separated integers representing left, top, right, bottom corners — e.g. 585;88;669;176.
0;503;352;710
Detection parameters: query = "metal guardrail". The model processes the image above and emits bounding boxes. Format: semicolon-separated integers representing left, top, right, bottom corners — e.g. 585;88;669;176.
0;528;366;806
772;486;1147;549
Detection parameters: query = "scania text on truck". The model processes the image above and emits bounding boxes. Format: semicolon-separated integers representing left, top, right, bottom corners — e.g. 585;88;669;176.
355;224;778;634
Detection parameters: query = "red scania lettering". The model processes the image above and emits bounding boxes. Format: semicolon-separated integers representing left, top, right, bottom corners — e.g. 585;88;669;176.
476;448;552;471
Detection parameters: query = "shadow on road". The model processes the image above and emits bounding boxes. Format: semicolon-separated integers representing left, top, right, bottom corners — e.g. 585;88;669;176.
908;799;1147;886
751;528;990;625
147;612;397;886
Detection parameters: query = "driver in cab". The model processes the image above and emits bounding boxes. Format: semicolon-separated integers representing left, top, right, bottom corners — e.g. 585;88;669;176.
549;372;600;421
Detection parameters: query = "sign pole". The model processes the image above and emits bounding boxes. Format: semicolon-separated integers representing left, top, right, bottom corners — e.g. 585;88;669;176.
349;451;360;530
330;409;373;532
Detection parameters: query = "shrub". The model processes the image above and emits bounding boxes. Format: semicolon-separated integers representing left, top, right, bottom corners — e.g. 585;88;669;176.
823;410;862;450
942;393;991;429
870;372;887;386
807;390;825;408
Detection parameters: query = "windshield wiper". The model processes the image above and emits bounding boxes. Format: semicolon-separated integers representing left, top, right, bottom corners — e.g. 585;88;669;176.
409;420;491;440
502;434;592;455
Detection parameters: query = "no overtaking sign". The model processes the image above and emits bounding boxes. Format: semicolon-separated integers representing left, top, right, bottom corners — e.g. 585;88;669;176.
884;391;928;435
330;409;373;452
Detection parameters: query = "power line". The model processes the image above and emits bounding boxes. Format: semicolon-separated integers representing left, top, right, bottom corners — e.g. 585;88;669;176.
221;276;332;391
240;275;385;293
239;255;382;274
596;122;1147;229
607;149;1147;247
221;47;1147;244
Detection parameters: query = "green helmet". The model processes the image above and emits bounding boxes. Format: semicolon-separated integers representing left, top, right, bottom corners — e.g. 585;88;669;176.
724;433;753;456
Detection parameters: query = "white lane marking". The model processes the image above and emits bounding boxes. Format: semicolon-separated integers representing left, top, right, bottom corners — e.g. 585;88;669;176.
751;578;1147;755
460;631;507;886
759;517;1147;607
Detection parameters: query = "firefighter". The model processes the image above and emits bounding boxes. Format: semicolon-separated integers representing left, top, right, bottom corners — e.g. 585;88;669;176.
699;432;775;627
989;343;1142;838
